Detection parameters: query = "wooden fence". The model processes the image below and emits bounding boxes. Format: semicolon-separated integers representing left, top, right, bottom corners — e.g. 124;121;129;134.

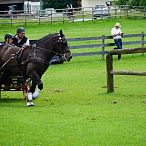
66;32;146;60
0;5;145;25
106;47;146;93
0;32;145;60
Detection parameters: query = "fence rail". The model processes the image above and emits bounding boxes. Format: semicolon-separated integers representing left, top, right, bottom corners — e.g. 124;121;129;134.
1;32;145;59
66;32;146;59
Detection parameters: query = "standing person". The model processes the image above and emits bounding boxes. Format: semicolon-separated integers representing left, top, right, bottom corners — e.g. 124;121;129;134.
4;33;14;45
111;22;124;60
13;27;30;48
66;4;73;19
66;5;71;18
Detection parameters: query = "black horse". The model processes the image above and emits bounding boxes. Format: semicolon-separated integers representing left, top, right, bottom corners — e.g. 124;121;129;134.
0;30;72;106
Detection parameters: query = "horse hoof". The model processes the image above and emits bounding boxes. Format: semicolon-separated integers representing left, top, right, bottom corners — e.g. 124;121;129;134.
26;101;34;107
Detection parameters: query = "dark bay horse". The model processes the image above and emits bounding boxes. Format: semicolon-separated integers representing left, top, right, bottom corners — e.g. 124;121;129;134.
0;30;72;106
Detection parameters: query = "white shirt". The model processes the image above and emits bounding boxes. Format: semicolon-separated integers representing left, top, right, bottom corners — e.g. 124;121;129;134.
111;27;122;39
24;39;30;46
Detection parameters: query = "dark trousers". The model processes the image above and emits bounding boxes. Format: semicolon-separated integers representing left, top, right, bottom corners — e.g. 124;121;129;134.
114;38;122;60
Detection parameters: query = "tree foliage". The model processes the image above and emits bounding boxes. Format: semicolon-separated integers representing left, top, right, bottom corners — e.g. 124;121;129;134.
116;0;127;5
116;0;146;7
42;0;77;9
140;0;146;7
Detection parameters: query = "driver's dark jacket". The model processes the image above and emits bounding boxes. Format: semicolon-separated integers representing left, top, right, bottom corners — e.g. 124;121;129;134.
13;35;28;47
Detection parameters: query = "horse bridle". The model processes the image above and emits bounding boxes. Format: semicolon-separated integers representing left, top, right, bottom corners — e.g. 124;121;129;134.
33;36;69;58
31;44;60;56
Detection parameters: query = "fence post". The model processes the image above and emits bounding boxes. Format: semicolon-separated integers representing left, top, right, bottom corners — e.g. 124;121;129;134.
141;32;144;47
141;32;145;56
92;7;94;21
102;35;105;60
10;18;12;26
114;5;117;18
72;8;75;23
25;18;26;25
38;10;40;24
126;6;129;18
119;6;121;18
144;8;146;18
82;7;84;22
51;11;53;23
106;54;114;93
63;12;65;23
100;6;103;20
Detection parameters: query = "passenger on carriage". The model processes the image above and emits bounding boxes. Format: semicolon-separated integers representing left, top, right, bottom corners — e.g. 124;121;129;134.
4;33;14;45
13;27;30;48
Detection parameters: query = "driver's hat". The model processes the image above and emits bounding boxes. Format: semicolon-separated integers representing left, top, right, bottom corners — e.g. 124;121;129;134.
17;27;25;34
115;22;121;27
4;33;14;40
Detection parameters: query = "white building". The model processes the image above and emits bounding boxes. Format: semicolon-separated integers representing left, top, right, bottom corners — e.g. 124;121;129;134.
24;1;40;13
0;0;41;11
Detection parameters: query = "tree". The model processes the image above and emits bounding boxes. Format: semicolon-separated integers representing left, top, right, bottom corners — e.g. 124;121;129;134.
42;0;77;9
116;0;128;5
140;0;146;7
116;0;146;7
128;0;140;6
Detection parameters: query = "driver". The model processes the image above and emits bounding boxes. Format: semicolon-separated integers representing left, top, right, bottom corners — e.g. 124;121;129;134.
13;27;30;48
4;33;14;45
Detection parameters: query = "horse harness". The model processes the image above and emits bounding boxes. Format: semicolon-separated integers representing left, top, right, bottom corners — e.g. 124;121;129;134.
0;35;68;71
17;45;50;67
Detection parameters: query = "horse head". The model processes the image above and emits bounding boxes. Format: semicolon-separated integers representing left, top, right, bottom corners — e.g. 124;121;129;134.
36;30;72;62
54;29;72;62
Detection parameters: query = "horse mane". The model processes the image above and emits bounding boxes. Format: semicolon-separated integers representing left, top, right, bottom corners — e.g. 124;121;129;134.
37;33;60;43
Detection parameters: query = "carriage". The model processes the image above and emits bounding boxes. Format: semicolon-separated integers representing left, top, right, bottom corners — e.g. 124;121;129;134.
0;30;72;106
0;69;31;98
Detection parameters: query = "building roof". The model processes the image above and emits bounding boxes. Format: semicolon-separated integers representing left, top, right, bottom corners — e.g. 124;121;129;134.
0;0;40;4
0;0;24;4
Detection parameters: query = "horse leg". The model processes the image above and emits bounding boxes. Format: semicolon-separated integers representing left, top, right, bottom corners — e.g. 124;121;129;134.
29;72;43;99
28;80;41;100
32;80;43;99
23;85;34;107
26;71;43;106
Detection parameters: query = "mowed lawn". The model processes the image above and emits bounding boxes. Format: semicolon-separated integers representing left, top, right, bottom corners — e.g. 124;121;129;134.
0;19;146;146
0;18;145;39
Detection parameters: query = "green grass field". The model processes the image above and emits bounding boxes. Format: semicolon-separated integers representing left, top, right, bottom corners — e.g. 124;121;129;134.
0;19;146;146
0;18;145;39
